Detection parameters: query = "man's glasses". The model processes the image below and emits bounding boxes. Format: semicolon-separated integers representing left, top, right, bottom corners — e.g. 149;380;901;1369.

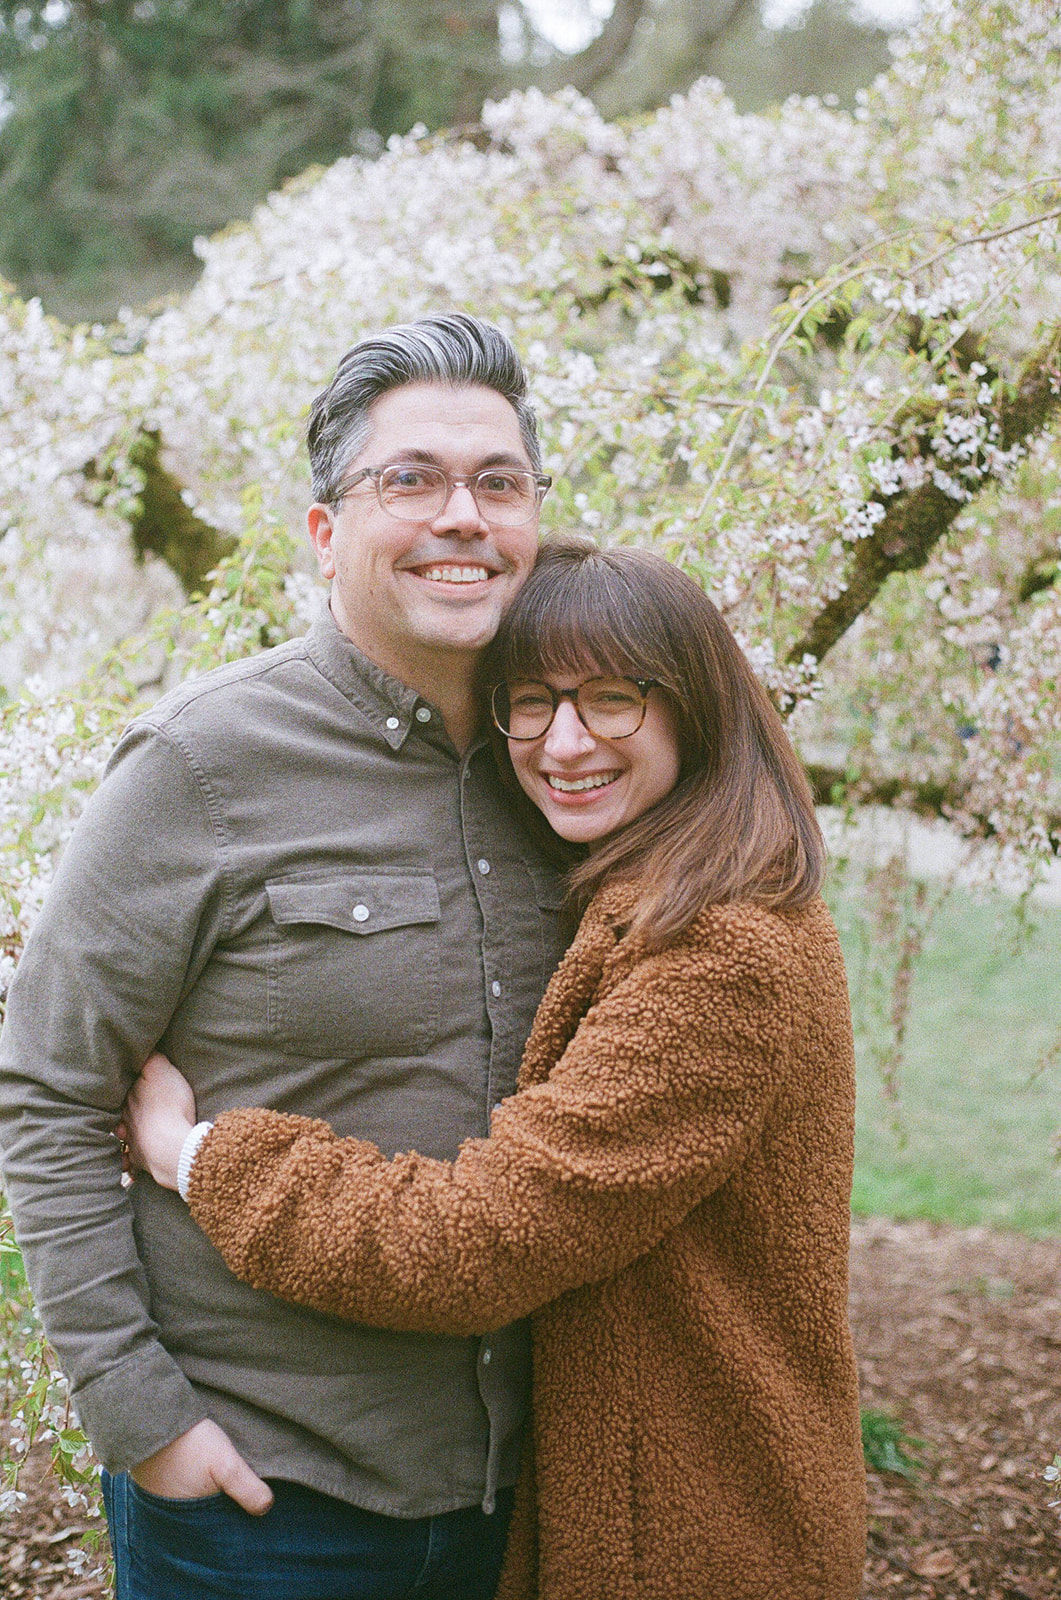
491;677;661;741
332;463;552;527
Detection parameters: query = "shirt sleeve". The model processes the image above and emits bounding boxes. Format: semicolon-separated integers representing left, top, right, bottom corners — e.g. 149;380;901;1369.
0;722;228;1470
186;924;797;1337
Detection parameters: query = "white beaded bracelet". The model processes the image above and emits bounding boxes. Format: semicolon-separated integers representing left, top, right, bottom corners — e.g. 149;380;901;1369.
176;1121;215;1201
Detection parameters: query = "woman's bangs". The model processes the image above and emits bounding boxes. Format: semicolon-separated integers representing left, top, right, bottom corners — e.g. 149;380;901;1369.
500;562;656;685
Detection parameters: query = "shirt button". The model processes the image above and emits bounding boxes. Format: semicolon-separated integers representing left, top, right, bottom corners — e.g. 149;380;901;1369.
385;716;400;731
481;1347;492;1365
415;706;432;723
352;903;370;922
477;858;491;875
491;980;502;998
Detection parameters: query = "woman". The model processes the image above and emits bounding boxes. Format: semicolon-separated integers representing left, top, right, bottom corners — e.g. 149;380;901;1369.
125;542;867;1600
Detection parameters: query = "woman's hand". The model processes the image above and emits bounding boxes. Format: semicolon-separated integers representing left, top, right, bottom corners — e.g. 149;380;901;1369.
120;1051;198;1191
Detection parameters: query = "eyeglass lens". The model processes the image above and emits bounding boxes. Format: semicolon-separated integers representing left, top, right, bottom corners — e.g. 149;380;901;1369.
379;465;539;525
495;679;648;740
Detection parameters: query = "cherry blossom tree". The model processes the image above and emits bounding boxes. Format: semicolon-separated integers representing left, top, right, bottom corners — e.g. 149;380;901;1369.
1;0;1059;1527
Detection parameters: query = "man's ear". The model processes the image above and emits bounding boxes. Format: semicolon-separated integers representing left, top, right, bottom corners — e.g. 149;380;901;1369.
307;503;338;581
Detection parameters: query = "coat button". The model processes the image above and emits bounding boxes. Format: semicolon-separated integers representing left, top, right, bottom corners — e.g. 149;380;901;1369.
385;716;400;730
415;706;432;723
352;904;370;922
477;858;490;875
491;981;502;998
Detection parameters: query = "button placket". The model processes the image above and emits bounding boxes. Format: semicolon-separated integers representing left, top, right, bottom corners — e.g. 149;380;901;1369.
459;745;526;1138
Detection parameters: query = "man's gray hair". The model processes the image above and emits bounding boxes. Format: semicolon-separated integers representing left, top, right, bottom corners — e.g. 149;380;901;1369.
308;313;542;502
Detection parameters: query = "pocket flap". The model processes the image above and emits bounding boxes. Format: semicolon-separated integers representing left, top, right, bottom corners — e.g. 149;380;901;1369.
527;865;567;911
266;874;440;935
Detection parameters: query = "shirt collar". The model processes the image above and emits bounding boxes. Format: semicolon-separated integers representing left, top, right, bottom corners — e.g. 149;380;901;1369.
304;603;481;754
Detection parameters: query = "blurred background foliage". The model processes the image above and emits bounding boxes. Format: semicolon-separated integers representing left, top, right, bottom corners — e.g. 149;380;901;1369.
0;0;902;323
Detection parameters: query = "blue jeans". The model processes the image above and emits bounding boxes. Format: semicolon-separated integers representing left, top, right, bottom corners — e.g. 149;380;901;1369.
102;1471;513;1600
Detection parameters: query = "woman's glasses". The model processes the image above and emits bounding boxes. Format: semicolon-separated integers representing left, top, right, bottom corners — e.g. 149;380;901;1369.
492;677;660;741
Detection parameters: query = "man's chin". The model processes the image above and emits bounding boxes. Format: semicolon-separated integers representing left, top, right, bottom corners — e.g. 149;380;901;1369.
417;624;503;657
408;600;507;654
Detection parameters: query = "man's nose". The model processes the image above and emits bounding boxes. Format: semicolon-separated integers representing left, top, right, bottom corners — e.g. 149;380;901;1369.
542;700;597;760
429;481;488;539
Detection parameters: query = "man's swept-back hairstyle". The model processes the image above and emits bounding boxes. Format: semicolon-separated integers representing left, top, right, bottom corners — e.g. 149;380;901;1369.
483;540;826;951
307;313;542;503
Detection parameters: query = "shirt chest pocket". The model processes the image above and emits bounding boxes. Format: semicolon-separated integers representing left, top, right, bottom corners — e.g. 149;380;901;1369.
265;873;441;1060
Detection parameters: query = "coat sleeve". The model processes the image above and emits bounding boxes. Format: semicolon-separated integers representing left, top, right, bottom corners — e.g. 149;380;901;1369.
187;919;798;1335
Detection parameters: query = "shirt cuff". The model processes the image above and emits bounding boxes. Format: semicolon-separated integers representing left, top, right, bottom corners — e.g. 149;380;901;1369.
176;1121;214;1200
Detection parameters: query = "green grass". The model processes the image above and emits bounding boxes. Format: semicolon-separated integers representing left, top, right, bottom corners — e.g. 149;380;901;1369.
832;886;1061;1236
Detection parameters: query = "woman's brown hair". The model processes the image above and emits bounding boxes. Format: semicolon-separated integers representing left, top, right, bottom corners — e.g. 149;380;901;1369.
482;540;826;951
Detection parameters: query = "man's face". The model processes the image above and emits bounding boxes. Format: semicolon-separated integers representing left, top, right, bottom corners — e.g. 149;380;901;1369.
307;382;540;680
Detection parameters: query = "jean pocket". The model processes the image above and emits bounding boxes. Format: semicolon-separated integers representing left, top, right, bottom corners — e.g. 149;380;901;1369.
127;1479;252;1599
128;1481;228;1510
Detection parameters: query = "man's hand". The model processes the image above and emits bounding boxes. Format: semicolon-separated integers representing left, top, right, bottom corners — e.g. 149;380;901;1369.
120;1051;197;1190
131;1418;274;1514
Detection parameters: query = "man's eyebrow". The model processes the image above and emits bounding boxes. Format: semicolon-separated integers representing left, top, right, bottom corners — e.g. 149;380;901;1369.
389;448;531;469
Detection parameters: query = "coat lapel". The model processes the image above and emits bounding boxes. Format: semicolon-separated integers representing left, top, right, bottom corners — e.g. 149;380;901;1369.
516;890;630;1090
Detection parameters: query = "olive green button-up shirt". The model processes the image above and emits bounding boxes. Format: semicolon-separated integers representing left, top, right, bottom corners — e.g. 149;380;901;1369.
0;608;568;1516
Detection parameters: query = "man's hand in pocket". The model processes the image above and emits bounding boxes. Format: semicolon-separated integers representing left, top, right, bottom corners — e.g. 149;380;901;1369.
131;1418;274;1514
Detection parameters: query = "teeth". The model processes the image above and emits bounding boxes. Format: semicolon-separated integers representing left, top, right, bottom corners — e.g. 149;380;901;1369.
421;566;489;583
547;773;619;793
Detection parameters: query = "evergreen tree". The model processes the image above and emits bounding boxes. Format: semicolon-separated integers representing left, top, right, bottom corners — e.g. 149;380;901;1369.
0;0;518;318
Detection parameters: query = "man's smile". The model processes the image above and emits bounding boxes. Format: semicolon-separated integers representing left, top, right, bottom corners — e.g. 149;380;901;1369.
407;563;495;584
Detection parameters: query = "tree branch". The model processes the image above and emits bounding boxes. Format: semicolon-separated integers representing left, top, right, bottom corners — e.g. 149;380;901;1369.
553;0;761;101
803;760;1061;854
540;0;648;96
788;324;1061;668
85;430;235;595
805;761;959;820
597;0;764;111
688;0;760;53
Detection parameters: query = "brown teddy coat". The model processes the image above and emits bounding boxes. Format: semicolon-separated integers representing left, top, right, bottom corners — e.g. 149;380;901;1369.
187;886;867;1599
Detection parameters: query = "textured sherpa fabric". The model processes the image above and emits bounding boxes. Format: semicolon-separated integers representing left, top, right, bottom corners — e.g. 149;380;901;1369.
188;886;867;1599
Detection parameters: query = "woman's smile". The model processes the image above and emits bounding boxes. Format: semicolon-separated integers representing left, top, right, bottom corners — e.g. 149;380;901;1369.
544;769;621;794
507;673;682;845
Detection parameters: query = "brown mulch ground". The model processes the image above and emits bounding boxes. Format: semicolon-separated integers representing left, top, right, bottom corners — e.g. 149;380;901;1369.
3;1217;1061;1598
0;1438;107;1598
852;1217;1061;1600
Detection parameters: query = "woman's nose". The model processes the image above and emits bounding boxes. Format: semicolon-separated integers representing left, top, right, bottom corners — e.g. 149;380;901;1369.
542;699;597;760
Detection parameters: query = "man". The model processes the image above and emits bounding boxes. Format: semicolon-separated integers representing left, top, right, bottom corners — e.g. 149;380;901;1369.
0;315;567;1599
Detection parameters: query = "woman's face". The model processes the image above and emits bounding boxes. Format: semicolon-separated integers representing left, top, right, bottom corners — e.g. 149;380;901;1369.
505;669;682;847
